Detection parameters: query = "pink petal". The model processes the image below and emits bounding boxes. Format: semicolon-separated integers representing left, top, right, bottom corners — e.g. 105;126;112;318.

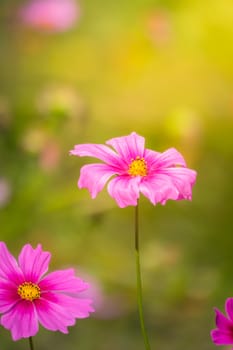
106;132;145;162
214;307;233;331
45;292;94;318
211;329;233;345
150;148;187;169
144;149;161;167
158;167;197;200
70;143;124;168
226;298;233;321
18;244;51;283
0;242;23;284
35;292;93;333
39;268;89;293
78;163;117;198
107;176;140;208
1;301;38;341
0;280;19;313
139;175;179;205
35;296;73;333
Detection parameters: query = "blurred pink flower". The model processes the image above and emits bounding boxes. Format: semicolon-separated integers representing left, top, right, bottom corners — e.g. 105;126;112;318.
78;271;129;320
211;298;233;347
70;132;197;208
19;0;80;33
39;139;61;172
0;242;94;341
147;10;172;46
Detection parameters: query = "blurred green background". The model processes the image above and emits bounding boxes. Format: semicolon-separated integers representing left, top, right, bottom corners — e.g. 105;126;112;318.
1;0;233;349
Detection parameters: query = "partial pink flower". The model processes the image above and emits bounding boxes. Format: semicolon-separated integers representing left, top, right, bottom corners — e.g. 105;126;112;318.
70;132;197;208
19;0;80;33
211;298;233;347
0;242;94;341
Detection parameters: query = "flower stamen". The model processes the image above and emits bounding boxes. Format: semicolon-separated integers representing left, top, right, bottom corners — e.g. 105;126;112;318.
17;282;41;301
128;156;148;177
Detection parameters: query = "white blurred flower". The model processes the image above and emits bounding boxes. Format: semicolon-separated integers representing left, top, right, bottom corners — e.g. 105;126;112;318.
37;84;86;121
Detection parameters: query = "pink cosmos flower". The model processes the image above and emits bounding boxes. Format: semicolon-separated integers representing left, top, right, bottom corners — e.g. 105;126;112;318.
19;0;80;33
70;132;197;208
0;242;94;341
211;298;233;347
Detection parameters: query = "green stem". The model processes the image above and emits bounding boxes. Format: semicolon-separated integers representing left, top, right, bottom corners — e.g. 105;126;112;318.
135;203;151;350
29;337;34;350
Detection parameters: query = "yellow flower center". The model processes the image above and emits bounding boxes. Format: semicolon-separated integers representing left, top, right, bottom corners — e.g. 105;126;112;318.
128;156;148;177
17;282;41;301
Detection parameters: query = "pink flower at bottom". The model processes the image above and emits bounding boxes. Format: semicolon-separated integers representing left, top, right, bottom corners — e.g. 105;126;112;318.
0;242;94;341
70;132;197;208
211;298;233;348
